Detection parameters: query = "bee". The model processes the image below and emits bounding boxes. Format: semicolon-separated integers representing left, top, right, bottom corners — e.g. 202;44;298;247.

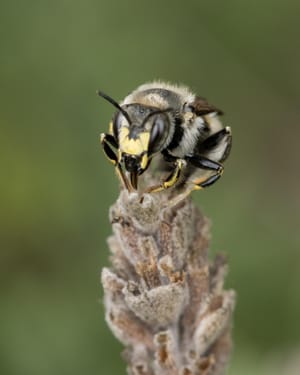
98;82;231;200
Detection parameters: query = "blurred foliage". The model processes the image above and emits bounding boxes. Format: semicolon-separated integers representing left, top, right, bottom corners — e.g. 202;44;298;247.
1;1;300;374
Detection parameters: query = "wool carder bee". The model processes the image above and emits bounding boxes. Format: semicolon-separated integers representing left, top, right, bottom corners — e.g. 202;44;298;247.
98;82;232;200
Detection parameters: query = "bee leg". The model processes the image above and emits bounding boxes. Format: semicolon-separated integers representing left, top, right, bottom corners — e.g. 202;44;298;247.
198;126;232;163
144;158;186;194
166;158;224;207
100;133;132;191
100;133;118;162
186;155;224;190
167;185;195;207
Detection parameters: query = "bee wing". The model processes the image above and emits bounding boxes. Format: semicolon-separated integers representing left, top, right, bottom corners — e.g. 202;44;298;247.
189;96;223;116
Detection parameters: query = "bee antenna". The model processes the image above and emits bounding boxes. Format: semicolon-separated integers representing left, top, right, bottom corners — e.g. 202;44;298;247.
97;90;132;125
141;107;173;127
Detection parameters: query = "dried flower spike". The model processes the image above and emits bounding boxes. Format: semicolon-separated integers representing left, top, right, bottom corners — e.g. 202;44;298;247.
101;190;235;375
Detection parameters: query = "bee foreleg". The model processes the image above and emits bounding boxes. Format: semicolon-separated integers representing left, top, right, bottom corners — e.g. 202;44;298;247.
144;158;186;194
186;155;224;189
100;133;132;191
166;156;224;207
100;133;118;163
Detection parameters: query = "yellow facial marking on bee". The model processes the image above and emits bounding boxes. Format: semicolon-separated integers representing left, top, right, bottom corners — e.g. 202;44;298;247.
140;154;148;170
139;132;150;150
119;127;150;155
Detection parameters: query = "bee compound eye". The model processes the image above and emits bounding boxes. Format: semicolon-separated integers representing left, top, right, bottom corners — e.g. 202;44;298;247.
149;117;165;153
112;112;125;139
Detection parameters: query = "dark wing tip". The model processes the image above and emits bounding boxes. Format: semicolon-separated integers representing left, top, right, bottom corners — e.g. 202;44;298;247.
190;96;224;116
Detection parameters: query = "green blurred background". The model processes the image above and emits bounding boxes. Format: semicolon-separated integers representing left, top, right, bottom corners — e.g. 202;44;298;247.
1;1;300;374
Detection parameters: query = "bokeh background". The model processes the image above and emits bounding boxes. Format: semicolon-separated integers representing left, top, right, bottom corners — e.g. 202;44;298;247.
1;1;300;374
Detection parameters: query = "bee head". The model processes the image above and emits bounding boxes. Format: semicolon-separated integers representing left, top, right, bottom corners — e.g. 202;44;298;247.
97;89;173;188
115;105;173;173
